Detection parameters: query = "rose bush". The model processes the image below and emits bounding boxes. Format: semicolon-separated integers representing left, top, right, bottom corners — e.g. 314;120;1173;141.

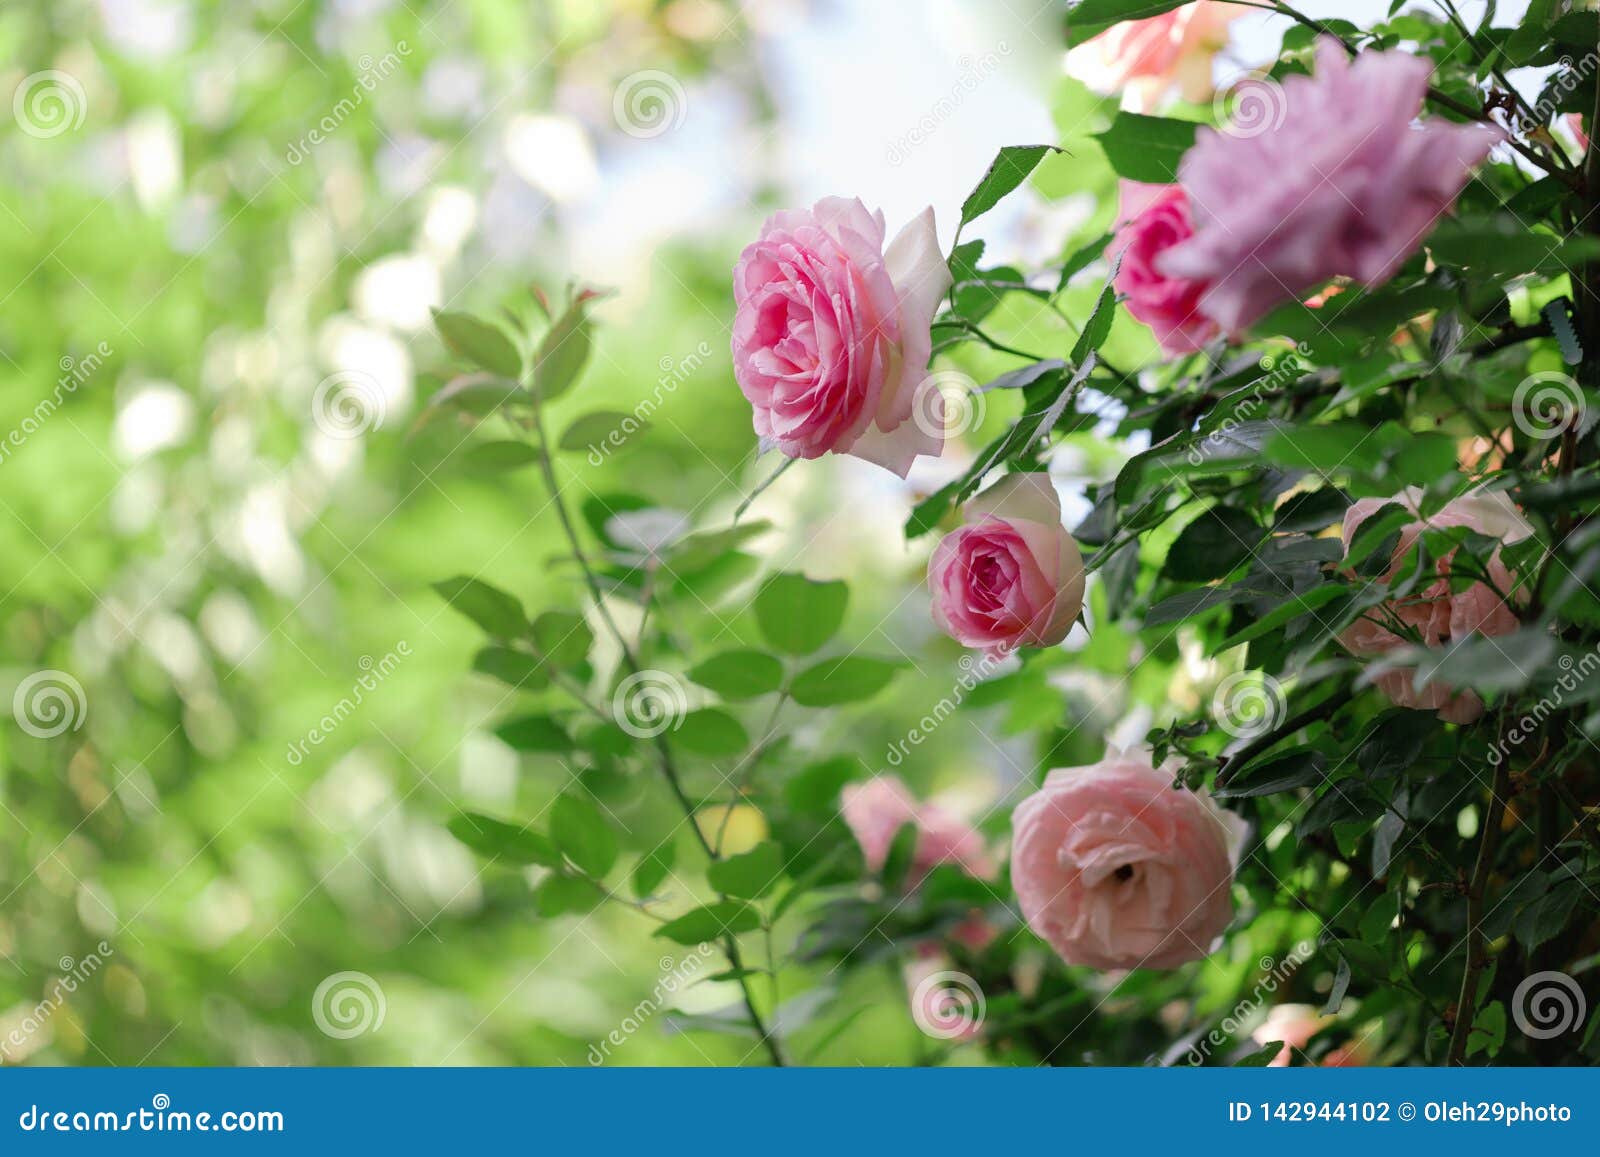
427;2;1600;1068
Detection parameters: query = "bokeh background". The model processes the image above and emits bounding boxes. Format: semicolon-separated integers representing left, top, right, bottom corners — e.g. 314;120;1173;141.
0;0;1543;1066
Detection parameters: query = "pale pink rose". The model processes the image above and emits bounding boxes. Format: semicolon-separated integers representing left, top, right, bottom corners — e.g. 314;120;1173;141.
1010;747;1247;971
1339;487;1532;725
1108;181;1218;355
1161;39;1501;333
732;197;952;477
1068;1;1239;108
928;473;1086;657
1568;113;1588;150
840;776;994;884
1253;1004;1367;1067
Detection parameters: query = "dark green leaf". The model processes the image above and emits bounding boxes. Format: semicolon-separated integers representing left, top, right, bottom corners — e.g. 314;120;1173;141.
654;900;761;944
433;309;523;378
706;841;785;900
494;714;574;753
754;574;849;655
687;650;786;699
447;813;561;867
788;656;901;707
1093;113;1197;183
433;575;527;638
959;145;1057;227
551;792;618;877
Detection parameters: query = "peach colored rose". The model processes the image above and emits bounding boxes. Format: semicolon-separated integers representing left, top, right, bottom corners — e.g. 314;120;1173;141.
1161;39;1501;334
840;775;994;884
1339;487;1532;724
928;472;1086;657
1067;1;1238;109
732;197;951;477
1011;747;1246;970
1108;181;1218;355
1253;1004;1367;1067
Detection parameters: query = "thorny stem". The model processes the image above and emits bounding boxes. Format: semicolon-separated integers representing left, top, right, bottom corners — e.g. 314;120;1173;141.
527;390;789;1066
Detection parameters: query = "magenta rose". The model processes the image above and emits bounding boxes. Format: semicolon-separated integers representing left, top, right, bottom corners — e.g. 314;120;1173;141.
1339;487;1532;724
928;472;1085;657
732;197;952;477
840;775;993;885
1010;747;1246;970
1160;39;1501;333
1109;181;1218;355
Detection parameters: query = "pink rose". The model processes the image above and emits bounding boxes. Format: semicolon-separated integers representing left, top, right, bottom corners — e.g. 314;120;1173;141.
1339;487;1532;724
1108;181;1218;355
732;197;952;477
1068;1;1238;108
1568;113;1588;150
840;775;994;884
1010;747;1247;970
928;472;1086;656
1161;39;1501;333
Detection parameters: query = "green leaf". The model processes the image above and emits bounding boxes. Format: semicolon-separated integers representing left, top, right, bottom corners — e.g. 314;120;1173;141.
494;714;574;753
472;646;549;690
433;576;527;638
1466;1001;1507;1059
654;900;761;944
550;792;618;877
671;708;749;757
536;874;604;917
687;650;786;700
784;756;861;814
432;309;523;378
530;610;592;668
1234;1040;1285;1067
1322;955;1352;1016
706;841;784;900
1056;232;1113;293
1069;274;1118;365
447;813;561;867
1214;749;1326;798
559;410;647;453
1066;0;1191;45
788;656;901;707
1094;113;1197;183
1164;507;1262;582
535;298;593;401
754;574;849;655
632;840;677;899
959;145;1057;227
457;440;541;474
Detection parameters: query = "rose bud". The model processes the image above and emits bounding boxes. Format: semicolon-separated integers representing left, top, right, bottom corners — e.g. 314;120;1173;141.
927;472;1085;657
